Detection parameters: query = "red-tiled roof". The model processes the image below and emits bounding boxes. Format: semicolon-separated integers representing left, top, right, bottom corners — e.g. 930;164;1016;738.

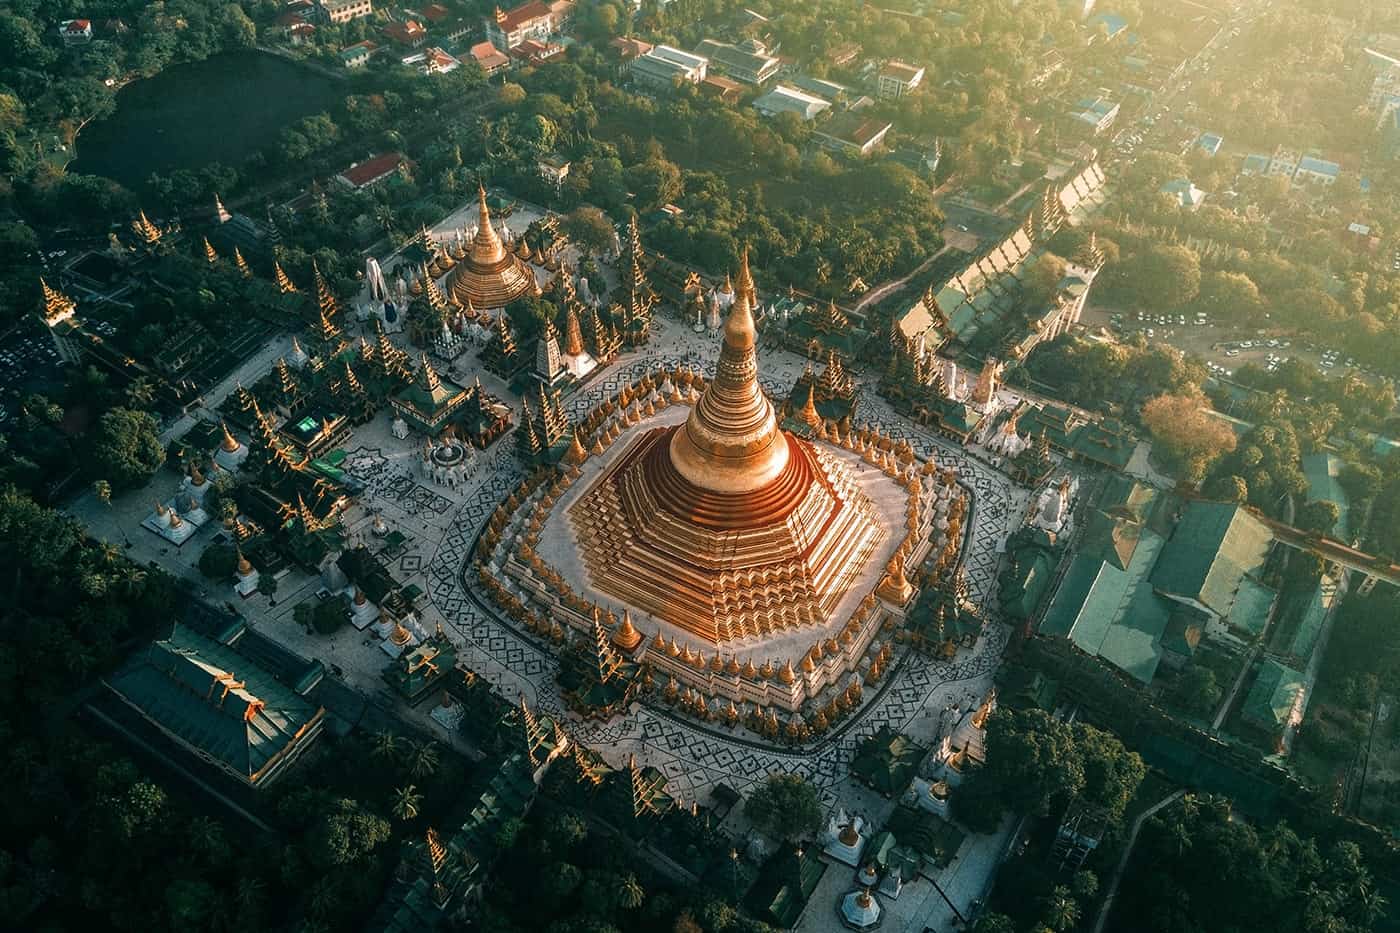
419;3;450;22
510;38;563;61
383;20;426;44
470;41;510;69
65;19;91;32
609;36;653;60
338;152;410;188
494;0;551;32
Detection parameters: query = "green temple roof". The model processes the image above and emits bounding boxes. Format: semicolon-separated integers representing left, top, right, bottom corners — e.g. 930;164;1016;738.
106;623;324;786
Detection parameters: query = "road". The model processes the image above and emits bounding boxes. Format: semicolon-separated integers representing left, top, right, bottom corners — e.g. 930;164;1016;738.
1092;790;1186;933
853;244;952;312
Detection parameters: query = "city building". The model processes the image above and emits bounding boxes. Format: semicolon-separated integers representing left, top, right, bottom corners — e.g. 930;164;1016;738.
449;186;538;309
102;623;326;788
319;0;373;24
753;85;831;121
339;40;377;69
486;0;573;51
469;40;511;76
1293;155;1340;186
384;18;428;48
1067;94;1120;134
1197;132;1223;156
812;113;893;157
877;61;925;99
1161;178;1208;210
694;38;781;85
335;152;413;190
1267;146;1301;180
630;45;708;89
58;19;93;43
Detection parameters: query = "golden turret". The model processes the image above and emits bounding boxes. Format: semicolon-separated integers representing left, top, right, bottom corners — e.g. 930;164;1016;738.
132;210;162;246
313;260;340;319
563;306;585;357
563;429;587;466
39;277;77;326
273;260;297;294
233;246;252;278
202;236;218;264
236;545;253;576
219;420;240;453
612;609;642;652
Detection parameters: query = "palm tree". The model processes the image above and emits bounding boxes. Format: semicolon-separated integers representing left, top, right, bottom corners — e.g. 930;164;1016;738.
93;479;131;547
617;874;645;910
234;877;265;921
371;730;399;761
392;784;422;821
1041;886;1080;932
125;376;156;407
405;739;440;779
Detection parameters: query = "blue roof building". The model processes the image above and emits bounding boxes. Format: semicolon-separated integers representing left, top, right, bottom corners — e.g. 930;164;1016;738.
1294;156;1340;185
1088;12;1128;40
1197;133;1223;156
1240;153;1271;175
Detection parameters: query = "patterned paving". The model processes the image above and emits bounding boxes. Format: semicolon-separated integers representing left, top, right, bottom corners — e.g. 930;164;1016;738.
421;344;1023;805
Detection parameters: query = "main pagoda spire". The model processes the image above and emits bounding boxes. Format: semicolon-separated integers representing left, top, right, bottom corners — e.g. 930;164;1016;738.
668;249;788;493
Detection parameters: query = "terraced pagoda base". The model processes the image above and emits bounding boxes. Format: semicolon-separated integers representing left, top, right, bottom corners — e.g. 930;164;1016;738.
533;404;911;673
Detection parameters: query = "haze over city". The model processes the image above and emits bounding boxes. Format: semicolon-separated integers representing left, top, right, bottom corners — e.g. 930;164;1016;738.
1;1;1398;932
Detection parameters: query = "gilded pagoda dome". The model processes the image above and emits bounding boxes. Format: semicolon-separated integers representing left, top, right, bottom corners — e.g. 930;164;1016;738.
448;186;537;310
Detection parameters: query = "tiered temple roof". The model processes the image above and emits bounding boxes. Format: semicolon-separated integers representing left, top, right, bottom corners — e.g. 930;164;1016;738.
611;215;657;346
557;611;643;719
390;355;470;436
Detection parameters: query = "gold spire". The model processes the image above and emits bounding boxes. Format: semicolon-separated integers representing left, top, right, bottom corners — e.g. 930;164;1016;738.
236;544;253;576
202;236;218;264
219;420;240;453
613;609;642;652
563;428;587;466
563;306;585;357
468;184;506;267
313;260;339;318
39;277;76;326
668;248;787;493
214;193;232;224
233;246;252;277
798;383;821;428
273;260;297;293
132;210;161;246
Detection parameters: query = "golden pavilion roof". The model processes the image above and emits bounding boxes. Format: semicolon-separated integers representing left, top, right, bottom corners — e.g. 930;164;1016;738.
448;186;537;310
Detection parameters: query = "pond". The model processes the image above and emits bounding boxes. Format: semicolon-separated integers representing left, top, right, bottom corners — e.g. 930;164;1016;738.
72;51;345;189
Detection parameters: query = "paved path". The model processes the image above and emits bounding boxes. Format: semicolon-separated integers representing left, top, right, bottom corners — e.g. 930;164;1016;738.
853;244;952;313
1092;789;1185;933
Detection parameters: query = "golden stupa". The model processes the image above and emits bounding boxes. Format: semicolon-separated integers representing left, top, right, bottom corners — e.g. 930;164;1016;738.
570;252;885;644
449;185;537;310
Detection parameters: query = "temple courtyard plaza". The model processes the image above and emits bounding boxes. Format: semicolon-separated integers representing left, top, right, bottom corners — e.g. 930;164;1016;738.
71;295;1035;931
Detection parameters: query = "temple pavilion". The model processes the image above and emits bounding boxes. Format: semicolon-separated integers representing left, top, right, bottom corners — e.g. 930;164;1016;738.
390;355;470;436
569;252;885;645
449;185;538;309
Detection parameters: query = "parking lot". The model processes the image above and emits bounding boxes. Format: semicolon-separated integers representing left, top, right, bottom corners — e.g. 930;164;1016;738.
1080;304;1384;386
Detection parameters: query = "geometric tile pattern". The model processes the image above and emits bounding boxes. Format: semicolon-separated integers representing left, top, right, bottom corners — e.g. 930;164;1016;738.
422;344;1023;804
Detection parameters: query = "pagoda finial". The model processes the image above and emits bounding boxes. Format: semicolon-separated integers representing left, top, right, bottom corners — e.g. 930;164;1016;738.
219;420;240;453
564;428;587;466
202;236;218;264
233;246;252;278
314;260;340;318
214;193;232;224
669;246;786;494
273;259;297;294
132;210;161;246
417;353;442;392
39;277;77;326
798;383;822;428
